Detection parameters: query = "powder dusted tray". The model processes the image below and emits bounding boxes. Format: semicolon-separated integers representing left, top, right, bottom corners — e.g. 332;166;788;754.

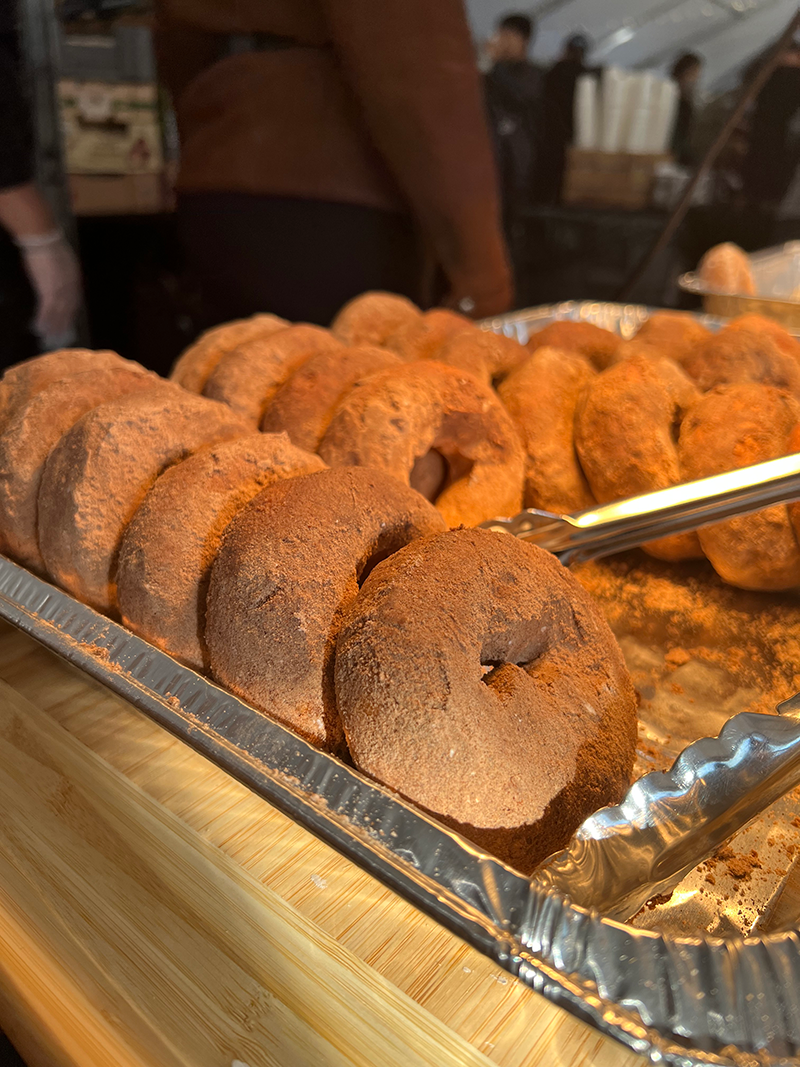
2;554;800;1063
3;303;800;1067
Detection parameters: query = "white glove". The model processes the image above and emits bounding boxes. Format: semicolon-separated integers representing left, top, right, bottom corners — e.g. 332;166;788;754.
17;230;82;344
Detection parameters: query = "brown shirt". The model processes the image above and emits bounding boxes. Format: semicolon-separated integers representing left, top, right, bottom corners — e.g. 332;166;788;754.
154;0;512;315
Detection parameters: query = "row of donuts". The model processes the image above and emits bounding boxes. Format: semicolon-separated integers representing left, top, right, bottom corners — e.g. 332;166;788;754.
522;310;800;591
0;347;638;875
170;292;800;590
170;297;529;528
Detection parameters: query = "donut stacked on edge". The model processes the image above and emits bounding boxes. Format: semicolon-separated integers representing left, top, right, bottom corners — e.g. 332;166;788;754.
336;527;637;873
0;321;643;879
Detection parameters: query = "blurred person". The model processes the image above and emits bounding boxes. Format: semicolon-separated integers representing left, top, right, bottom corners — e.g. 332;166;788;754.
670;52;703;167
537;33;590;204
742;38;800;210
484;14;543;217
0;2;81;363
154;0;513;327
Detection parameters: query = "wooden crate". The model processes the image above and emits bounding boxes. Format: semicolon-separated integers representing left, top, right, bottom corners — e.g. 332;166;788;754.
562;148;670;211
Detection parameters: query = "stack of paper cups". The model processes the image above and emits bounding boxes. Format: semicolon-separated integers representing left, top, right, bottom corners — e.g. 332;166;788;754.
600;67;629;152
625;72;657;153
646;78;680;154
574;74;599;149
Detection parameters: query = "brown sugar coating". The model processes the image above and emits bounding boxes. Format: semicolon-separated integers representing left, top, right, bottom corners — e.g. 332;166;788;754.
318;361;525;527
789;423;800;544
205;467;446;753
336;528;637;874
630;311;712;368
575;354;703;560
261;345;402;451
697;242;756;295
683;326;800;398
169;313;288;393
497;346;596;513
386;308;473;361
435;328;527;384
678;383;800;590
330;291;421;346
117;433;325;670
0;348;134;434
526;320;621;370
0;363;156;571
38;383;248;613
726;314;800;364
203;324;343;425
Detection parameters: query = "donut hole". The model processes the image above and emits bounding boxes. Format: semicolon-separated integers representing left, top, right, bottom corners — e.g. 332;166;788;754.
409;447;475;504
479;629;546;684
410;449;448;500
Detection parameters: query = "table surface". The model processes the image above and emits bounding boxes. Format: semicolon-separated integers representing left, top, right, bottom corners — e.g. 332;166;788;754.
0;620;647;1067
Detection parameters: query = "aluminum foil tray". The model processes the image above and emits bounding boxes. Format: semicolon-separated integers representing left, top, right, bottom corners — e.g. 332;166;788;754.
2;555;800;1067
481;297;727;345
1;302;799;1065
678;241;800;328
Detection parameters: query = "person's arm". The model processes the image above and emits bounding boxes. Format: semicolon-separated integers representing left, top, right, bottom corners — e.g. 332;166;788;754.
317;0;512;317
0;32;81;342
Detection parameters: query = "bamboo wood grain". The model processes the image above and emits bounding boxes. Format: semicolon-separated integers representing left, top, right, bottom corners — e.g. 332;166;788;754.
0;622;644;1067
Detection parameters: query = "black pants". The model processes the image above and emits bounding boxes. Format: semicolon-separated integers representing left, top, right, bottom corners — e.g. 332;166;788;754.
177;193;422;329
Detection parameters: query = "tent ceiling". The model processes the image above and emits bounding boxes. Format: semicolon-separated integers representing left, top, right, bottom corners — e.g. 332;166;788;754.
466;0;796;92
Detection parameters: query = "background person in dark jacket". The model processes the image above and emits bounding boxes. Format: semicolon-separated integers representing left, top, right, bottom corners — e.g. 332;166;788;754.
484;13;542;277
537;33;590;204
670;52;703;167
742;39;800;210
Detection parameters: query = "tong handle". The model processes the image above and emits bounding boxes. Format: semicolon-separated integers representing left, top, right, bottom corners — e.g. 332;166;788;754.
483;452;800;565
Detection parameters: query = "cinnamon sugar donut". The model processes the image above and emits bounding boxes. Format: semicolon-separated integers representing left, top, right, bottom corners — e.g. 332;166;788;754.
575;354;702;560
0;363;156;571
726;314;800;364
526;320;620;370
331;291;421;346
204;324;343;425
697;242;756;295
318;361;525;527
0;348;133;433
434;328;527;384
205;467;446;753
336;527;637;874
682;326;800;398
629;311;711;367
170;314;288;393
498;347;595;513
38;384;248;612
261;345;402;451
386;308;473;361
789;423;800;543
117;433;325;669
679;384;800;590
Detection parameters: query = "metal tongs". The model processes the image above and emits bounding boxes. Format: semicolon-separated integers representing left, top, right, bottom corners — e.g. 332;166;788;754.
480;452;800;564
533;694;800;924
484;453;800;922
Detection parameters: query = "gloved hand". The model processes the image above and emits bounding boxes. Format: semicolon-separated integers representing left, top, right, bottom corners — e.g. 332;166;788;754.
17;230;82;342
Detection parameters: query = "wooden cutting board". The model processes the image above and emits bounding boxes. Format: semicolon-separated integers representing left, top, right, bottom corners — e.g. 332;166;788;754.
0;621;645;1067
